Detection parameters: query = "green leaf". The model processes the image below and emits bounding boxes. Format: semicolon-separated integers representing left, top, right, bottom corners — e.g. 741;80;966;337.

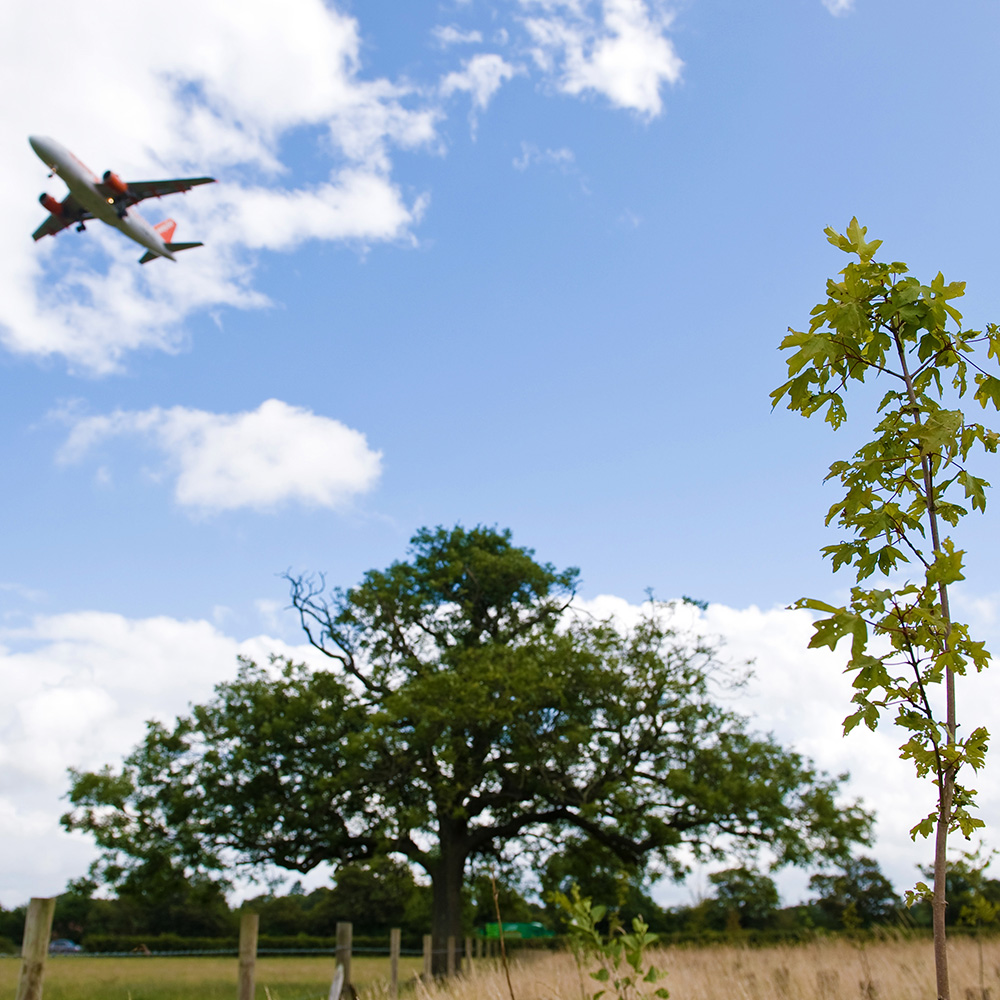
926;541;966;586
904;882;933;906
974;374;1000;411
829;217;883;263
844;703;879;735
793;597;840;614
963;726;990;770
807;609;867;657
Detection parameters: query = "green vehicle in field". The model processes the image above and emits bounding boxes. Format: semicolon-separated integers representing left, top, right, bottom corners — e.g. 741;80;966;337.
481;922;554;940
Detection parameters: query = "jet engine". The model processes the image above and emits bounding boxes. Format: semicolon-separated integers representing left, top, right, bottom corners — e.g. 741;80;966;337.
103;170;128;194
39;193;63;215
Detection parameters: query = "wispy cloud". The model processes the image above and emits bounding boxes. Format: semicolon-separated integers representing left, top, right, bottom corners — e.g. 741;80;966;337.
441;53;522;112
520;0;683;117
432;24;484;47
821;0;854;15
513;142;576;171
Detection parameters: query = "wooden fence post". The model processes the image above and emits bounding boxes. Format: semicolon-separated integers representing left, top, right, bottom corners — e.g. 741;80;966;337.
446;935;456;976
16;897;56;1000
336;922;352;995
464;936;472;973
389;928;400;999
422;934;432;980
238;912;259;1000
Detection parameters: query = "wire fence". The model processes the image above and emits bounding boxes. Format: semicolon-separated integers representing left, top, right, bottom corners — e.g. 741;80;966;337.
11;900;523;1000
17;946;430;958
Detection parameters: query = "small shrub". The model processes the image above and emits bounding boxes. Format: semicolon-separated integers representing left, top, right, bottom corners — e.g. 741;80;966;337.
554;886;668;1000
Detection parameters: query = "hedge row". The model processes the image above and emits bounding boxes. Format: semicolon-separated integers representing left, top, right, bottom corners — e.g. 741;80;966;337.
79;932;419;955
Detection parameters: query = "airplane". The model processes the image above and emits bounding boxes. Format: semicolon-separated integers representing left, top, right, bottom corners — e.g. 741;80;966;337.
29;135;215;264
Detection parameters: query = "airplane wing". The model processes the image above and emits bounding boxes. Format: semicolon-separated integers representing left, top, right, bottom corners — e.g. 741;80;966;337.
98;176;216;207
32;195;92;241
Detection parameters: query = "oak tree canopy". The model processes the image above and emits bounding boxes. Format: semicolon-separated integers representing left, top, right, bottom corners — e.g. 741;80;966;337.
65;525;872;972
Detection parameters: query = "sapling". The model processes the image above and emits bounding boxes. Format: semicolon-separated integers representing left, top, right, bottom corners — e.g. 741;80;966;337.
772;219;999;1000
553;886;668;1000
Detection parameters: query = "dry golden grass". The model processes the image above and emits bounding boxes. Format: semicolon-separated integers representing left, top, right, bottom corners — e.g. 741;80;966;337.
3;938;999;1000
389;937;1000;1000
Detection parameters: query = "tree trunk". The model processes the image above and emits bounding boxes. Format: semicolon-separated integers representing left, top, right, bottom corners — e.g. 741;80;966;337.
932;804;951;1000
896;334;957;1000
430;825;468;977
933;759;956;1000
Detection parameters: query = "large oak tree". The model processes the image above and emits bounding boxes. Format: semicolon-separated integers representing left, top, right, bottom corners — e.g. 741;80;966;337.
65;526;871;972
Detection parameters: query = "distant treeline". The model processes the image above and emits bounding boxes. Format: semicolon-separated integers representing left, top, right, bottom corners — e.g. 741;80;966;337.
2;854;999;955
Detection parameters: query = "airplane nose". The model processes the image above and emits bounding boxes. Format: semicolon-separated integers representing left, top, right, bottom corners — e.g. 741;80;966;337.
29;135;57;165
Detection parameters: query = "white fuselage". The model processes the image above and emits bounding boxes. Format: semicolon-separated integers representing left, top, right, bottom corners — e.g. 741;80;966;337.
29;135;176;261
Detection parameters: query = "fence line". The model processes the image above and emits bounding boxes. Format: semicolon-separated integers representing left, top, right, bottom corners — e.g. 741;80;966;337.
6;946;433;958
13;906;514;1000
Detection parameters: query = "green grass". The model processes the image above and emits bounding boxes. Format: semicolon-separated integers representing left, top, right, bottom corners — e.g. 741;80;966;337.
0;955;425;1000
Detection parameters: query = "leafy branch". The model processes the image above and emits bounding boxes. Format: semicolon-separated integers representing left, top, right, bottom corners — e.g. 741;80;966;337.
772;218;998;1000
553;886;668;1000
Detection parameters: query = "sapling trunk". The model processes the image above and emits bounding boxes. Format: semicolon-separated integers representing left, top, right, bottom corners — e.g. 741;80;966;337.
896;326;957;1000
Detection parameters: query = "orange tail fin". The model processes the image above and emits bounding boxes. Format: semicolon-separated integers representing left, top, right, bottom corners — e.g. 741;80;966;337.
154;218;177;242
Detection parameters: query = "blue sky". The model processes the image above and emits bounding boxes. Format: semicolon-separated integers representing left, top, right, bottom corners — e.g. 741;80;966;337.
2;0;1000;907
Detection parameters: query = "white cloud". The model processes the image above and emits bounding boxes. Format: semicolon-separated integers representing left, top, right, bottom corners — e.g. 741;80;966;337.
254;598;287;634
57;399;383;513
208;171;421;251
2;0;688;373
573;595;1000;903
520;0;682;116
441;54;521;112
432;25;485;47
0;610;320;904
822;0;854;15
2;595;999;907
513;142;576;171
2;0;436;374
0;582;45;603
954;586;1000;632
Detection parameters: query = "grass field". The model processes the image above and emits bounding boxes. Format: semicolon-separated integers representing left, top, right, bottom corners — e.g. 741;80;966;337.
3;937;1000;1000
0;954;423;1000
409;937;1000;1000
